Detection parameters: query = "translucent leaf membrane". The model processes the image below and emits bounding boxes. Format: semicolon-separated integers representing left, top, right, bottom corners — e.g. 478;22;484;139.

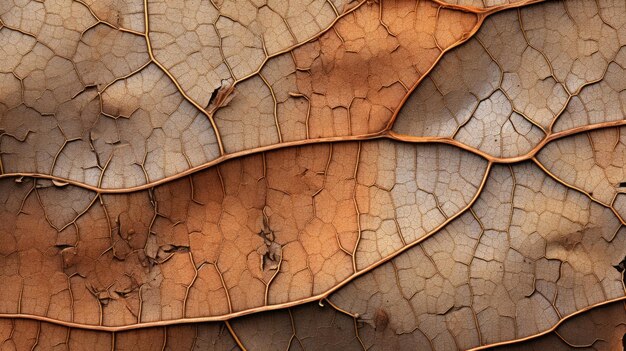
2;0;626;349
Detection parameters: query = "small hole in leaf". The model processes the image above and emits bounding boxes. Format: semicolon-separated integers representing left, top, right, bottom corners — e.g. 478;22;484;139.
618;182;626;188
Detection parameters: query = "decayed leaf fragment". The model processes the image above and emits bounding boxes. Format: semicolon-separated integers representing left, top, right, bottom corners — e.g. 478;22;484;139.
2;0;523;189
329;162;626;349
0;141;488;326
2;0;626;349
394;0;626;159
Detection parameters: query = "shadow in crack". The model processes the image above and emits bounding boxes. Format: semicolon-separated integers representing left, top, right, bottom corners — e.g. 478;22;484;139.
614;256;626;288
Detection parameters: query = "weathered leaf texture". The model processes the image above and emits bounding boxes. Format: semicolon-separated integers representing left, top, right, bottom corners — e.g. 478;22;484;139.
1;0;626;350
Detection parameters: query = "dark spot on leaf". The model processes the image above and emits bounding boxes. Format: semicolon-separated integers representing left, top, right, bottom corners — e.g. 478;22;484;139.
374;308;389;331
